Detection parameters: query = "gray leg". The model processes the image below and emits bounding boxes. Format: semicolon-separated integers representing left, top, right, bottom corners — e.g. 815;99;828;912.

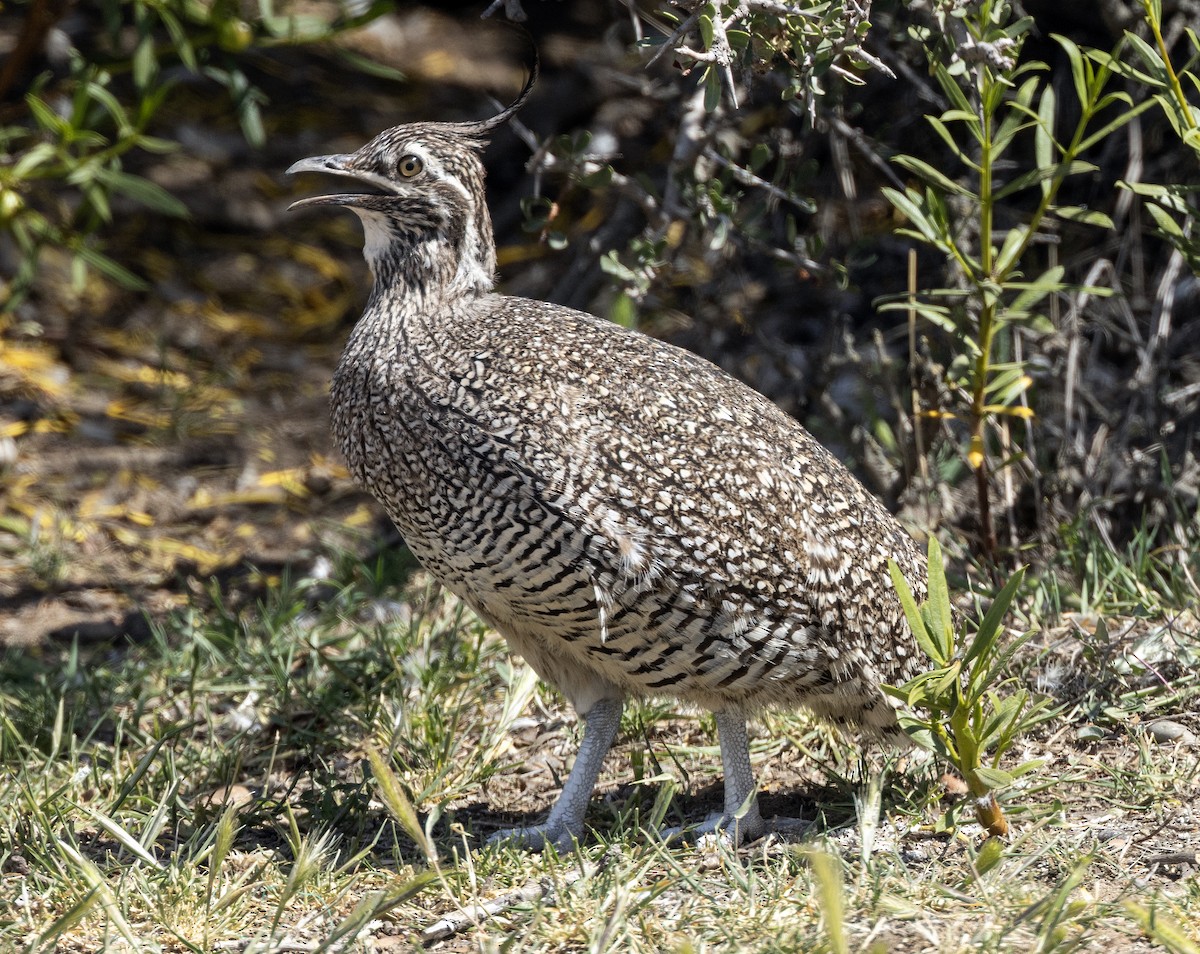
488;695;623;851
714;711;767;842
661;710;767;844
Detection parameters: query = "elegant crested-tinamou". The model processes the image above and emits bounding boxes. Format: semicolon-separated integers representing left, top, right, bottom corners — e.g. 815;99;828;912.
288;67;928;850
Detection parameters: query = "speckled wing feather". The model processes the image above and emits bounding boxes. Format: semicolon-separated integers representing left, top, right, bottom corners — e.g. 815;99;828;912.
396;295;928;732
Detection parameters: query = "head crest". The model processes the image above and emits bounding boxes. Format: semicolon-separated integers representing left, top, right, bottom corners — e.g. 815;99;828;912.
458;50;538;139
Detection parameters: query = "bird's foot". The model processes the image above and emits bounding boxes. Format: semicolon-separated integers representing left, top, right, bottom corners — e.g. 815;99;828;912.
660;808;765;847
660;811;809;847
486;821;579;853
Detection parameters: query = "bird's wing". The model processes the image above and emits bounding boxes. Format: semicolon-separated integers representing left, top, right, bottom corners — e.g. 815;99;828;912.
430;299;927;624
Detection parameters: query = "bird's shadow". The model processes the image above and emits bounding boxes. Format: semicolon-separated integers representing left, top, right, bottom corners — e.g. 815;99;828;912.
452;775;862;850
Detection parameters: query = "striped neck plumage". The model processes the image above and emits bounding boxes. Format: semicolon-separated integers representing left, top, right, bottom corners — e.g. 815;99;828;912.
354;196;495;306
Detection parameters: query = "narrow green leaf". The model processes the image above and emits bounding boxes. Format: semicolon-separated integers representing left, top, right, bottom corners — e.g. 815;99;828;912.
878;299;959;332
993;115;1038;161
82;806;164;869
1145;203;1185;238
74;244;148;289
133;134;179;155
160;9;197;72
133;36;158;90
25;94;70;136
82;180;112;222
924;537;954;662
932;660;963;697
969;768;1017;792
926;115;980;169
941;109;981;124
85;80;133;137
1075;96;1156;151
1008;265;1065;314
1007;757;1047;779
1035;85;1056;195
889;558;942;665
1054;206;1114;228
704;66;722;112
95;168;190;218
994;225;1030;276
12;142;58;178
238;98;265;148
881;683;910;705
1054;34;1089;108
992;166;1054;201
1124;32;1169;83
993;160;1096;201
332;49;407;82
978;627;1038;693
881;187;943;246
934;65;975;116
892;155;972;196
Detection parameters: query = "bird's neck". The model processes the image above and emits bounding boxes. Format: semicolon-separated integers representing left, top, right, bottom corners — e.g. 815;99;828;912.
355;204;496;307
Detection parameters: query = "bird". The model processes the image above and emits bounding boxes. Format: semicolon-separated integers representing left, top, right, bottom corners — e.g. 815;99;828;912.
287;66;929;850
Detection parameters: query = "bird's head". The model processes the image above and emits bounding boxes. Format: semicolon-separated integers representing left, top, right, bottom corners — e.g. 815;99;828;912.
287;64;536;300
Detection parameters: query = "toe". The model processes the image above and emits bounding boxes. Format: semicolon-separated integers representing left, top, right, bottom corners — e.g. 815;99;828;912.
486;823;578;852
660;809;801;846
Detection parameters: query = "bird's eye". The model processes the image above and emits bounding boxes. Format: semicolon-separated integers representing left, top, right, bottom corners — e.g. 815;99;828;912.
398;155;424;178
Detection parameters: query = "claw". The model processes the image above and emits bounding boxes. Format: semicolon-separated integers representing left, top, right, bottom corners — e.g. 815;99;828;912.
659;809;766;846
660;810;807;846
487;822;579;853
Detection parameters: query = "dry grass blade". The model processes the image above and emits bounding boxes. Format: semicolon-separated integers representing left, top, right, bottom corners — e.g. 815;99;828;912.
807;849;848;954
52;839;141;949
366;745;439;865
1124;900;1200;954
420;864;591;945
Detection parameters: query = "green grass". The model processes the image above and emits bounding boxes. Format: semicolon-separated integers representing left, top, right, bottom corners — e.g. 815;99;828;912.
1;542;1199;952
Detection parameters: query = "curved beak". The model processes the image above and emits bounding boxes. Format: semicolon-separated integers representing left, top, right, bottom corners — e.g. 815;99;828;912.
286;154;393;212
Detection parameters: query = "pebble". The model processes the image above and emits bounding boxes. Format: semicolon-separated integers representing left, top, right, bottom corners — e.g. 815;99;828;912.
1146;720;1198;745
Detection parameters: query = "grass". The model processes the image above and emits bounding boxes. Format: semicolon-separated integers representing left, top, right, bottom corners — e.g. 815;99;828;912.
1;536;1199;952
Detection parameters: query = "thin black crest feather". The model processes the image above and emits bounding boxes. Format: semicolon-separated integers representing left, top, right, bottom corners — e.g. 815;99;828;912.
459;48;539;138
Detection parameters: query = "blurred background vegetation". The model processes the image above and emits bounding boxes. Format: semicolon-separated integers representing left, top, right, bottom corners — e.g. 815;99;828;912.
1;0;1197;641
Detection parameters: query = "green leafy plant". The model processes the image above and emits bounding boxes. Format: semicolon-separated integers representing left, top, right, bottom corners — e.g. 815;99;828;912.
650;0;889;115
1123;0;1200;152
1;67;185;304
1107;0;1200;273
0;0;393;313
886;537;1051;838
879;1;1151;562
